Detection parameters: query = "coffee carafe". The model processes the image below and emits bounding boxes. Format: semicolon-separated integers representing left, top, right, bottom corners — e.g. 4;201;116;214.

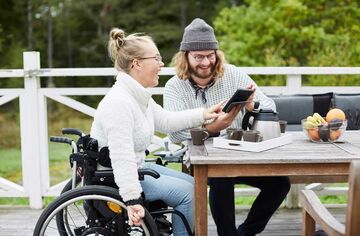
242;109;281;141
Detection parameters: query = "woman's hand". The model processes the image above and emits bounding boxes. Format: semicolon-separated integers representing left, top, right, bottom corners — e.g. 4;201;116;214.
204;104;242;133
127;204;145;226
203;101;224;120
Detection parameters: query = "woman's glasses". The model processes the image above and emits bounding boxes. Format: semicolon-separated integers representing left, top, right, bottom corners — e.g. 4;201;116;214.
138;55;162;64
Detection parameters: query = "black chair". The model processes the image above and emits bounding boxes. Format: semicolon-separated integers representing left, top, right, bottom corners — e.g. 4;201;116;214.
270;93;333;131
332;93;360;130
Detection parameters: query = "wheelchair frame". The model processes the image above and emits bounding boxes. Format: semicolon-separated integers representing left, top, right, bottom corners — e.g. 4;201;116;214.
33;128;193;236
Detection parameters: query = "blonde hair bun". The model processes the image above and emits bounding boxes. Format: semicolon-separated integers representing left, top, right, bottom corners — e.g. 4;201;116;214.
107;27;155;73
110;28;126;49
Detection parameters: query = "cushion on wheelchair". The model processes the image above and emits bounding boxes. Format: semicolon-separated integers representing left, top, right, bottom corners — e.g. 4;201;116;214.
85;147;112;168
82;146;113;187
81;135;149;169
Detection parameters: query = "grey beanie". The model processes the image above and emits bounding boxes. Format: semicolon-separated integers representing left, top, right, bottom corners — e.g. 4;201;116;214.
180;18;219;51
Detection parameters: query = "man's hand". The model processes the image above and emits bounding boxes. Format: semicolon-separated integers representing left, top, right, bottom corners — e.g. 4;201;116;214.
245;84;256;111
127;204;145;226
204;104;242;133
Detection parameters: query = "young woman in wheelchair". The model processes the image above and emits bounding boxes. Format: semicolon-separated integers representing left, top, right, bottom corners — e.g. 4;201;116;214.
89;27;221;235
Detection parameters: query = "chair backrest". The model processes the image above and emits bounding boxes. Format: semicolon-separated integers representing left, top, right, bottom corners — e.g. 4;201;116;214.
333;94;360;130
270;93;333;131
345;160;360;236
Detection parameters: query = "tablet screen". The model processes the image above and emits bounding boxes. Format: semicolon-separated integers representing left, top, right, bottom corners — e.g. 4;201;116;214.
222;89;254;112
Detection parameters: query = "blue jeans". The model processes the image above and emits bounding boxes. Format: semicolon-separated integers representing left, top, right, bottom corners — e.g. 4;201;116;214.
141;162;194;236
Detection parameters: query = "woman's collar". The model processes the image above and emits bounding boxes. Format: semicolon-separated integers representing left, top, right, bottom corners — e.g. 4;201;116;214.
115;72;152;112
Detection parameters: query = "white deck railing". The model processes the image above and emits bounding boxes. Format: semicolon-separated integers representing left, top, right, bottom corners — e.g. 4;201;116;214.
1;51;359;209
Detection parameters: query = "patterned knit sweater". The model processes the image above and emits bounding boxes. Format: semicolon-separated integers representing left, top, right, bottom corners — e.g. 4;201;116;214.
90;71;205;202
164;64;276;143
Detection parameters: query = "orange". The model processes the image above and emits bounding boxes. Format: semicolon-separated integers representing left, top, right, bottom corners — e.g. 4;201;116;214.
326;108;346;123
329;129;341;141
308;128;320;141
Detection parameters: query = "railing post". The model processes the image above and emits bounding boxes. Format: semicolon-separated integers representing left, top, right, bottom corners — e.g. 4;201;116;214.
38;84;50;195
286;74;302;94
20;51;43;209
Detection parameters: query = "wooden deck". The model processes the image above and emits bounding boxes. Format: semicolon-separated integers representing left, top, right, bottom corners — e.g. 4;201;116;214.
0;205;345;236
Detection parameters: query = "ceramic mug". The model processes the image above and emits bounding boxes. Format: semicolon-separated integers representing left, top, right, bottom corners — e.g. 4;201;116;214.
190;128;210;145
226;128;243;140
279;120;287;133
243;130;263;142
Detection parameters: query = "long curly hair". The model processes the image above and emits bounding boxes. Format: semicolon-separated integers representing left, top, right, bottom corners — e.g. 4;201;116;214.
170;50;226;81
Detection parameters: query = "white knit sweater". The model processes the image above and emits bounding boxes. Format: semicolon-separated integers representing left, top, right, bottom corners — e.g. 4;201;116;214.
90;72;204;202
164;64;276;142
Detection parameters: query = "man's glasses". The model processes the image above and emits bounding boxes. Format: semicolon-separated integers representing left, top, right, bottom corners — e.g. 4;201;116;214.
189;52;216;62
138;55;163;64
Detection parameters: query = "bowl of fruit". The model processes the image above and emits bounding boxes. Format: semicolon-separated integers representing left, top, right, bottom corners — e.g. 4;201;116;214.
302;108;347;143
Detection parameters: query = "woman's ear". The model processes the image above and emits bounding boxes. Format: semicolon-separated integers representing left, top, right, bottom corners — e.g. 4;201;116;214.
132;59;142;70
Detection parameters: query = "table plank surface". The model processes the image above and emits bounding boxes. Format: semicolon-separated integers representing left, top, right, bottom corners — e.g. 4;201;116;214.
190;131;360;164
189;131;360;236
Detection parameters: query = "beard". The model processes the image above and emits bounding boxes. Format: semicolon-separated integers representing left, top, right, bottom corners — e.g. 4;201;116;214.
189;62;215;79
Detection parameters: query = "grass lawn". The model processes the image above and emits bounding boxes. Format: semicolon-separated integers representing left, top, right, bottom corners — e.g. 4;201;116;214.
0;148;22;182
0;142;72;205
0;145;348;206
0;142;73;184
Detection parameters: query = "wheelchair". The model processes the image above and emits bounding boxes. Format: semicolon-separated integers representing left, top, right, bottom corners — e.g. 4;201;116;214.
33;128;193;236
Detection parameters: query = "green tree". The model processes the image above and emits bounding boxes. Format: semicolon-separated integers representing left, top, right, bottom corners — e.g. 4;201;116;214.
0;0;236;134
0;0;233;88
214;0;360;85
1;0;235;73
0;0;27;69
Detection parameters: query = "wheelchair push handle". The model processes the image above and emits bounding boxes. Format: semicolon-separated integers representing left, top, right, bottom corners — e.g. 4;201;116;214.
50;136;78;153
61;128;85;137
50;136;72;145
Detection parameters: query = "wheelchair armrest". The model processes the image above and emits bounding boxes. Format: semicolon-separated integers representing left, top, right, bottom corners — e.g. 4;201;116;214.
138;168;160;180
145;157;164;166
145;157;161;162
153;145;188;163
94;170;114;177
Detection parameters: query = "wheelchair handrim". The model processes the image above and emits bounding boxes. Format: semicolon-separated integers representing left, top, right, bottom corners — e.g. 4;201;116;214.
39;194;150;236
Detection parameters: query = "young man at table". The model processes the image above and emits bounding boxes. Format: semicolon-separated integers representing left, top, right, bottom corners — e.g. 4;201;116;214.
164;18;291;236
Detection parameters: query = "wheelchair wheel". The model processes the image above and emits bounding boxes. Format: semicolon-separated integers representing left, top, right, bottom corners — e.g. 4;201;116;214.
34;185;159;236
60;175;82;194
56;175;82;235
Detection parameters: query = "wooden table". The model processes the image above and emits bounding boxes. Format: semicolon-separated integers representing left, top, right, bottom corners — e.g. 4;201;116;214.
189;131;360;236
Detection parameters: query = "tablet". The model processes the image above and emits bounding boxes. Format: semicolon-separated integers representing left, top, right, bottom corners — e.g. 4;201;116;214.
222;88;254;112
